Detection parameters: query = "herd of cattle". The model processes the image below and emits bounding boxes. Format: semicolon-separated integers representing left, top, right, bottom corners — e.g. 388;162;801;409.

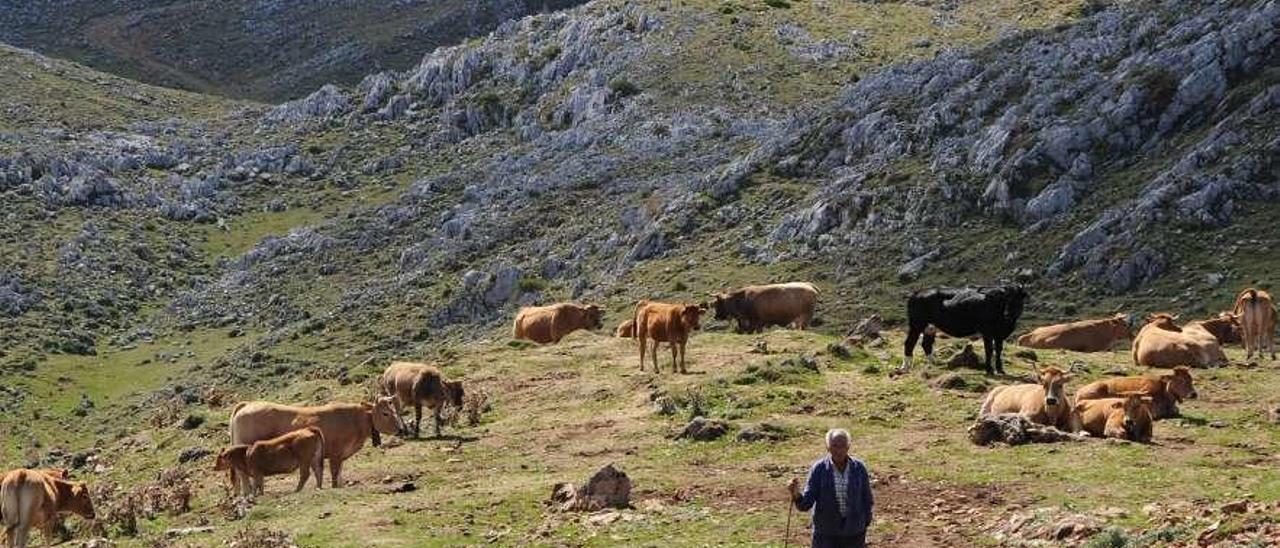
1;282;1275;546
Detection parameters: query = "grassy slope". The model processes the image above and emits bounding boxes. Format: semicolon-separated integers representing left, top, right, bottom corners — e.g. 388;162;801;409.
53;326;1280;546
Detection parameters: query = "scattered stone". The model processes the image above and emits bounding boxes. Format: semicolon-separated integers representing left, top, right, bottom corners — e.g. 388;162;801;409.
390;482;417;494
548;463;632;512
968;414;1087;446
165;527;214;538
177;447;211;464
676;417;730;441
736;423;791;442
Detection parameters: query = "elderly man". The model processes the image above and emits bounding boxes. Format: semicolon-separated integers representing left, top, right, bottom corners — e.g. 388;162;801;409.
787;428;874;548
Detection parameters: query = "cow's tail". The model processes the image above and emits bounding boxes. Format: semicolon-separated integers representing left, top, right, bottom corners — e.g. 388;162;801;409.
308;426;326;471
0;474;17;528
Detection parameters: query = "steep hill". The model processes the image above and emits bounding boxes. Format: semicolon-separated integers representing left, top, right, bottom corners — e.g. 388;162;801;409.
0;0;590;102
2;0;1280;546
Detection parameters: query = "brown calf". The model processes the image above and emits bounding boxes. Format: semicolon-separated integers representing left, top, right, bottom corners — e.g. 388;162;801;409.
1075;366;1196;419
634;301;703;373
1016;313;1132;352
1071;392;1154;442
0;469;94;548
215;427;324;496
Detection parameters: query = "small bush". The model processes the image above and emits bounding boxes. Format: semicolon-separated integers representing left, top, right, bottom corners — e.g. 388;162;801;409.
734;355;820;385
180;413;205;430
764;0;791;8
672;281;688;291
517;277;548;293
1084;528;1130;548
608;77;641;98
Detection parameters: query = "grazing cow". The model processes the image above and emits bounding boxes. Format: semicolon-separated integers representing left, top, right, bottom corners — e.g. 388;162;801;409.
635;300;703;373
615;319;635;338
229;398;404;488
1075;366;1196;420
1131;313;1227;368
1071;393;1154;442
1195;312;1242;345
1233;289;1277;360
709;282;819;333
903;285;1027;375
512;303;604;344
1016;313;1132;352
379;361;465;438
0;469;94;548
215;427;324;496
978;366;1073;429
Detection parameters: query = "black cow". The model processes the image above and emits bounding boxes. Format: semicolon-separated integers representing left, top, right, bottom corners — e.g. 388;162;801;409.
901;285;1027;376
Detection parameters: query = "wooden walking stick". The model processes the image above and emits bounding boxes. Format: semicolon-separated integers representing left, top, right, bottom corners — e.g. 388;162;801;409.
784;488;795;548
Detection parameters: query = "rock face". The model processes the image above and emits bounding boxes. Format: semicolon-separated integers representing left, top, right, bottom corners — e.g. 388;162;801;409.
549;463;632;511
968;414;1087;446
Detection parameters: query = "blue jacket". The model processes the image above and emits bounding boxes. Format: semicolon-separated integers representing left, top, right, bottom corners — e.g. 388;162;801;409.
794;456;873;535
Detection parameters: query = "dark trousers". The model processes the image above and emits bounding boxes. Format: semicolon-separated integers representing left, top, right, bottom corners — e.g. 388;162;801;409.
812;530;866;548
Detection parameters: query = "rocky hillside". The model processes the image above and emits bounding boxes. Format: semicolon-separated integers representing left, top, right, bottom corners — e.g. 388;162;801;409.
0;0;590;101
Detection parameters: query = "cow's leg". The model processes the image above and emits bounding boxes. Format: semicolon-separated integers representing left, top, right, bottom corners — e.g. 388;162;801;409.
981;336;995;376
638;336;647;372
901;326;921;371
679;342;688;374
995;338;1007;375
922;331;937;366
650;342;660;374
434;407;443;438
330;458;344;488
296;464;310;493
413;403;423;439
670;343;679;374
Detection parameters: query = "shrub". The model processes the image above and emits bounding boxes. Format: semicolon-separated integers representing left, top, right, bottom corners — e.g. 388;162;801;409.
764;0;791;8
608;77;641;98
517;276;548;293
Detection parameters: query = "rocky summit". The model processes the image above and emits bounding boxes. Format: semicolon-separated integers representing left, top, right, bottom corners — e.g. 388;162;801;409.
1;0;1279;546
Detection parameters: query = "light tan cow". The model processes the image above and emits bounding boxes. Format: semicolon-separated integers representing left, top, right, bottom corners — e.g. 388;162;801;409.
1075;366;1196;419
229;399;403;488
634;300;704;373
215;426;325;496
615;319;635;338
1071;392;1154;442
512;303;604;344
379;361;465;438
978;366;1073;429
1233;288;1277;360
0;470;94;548
1131;313;1227;368
1016;314;1132;352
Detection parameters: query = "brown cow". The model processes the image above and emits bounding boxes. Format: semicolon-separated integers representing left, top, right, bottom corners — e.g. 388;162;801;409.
978;366;1073;429
1196;312;1242;344
0;469;94;548
615;319;635;338
229;398;404;488
215;427;324;496
1075;366;1196;420
512;303;604;344
1131;313;1227;368
1233;288;1277;360
635;300;703;373
1016;313;1132;352
379;361;465;438
1071;392;1154;442
710;282;818;333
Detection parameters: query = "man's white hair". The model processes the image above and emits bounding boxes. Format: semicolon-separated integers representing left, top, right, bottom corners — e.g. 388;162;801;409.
825;428;850;446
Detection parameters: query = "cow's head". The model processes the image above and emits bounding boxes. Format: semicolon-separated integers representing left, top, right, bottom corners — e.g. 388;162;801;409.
1112;313;1135;339
57;479;95;520
1034;366;1072;409
446;380;466;409
1146;313;1181;331
368;396;406;445
709;293;733;321
680;304;704;331
213;445;248;472
1003;285;1028;322
1116;391;1154;435
1164;366;1197;401
583;304;604;330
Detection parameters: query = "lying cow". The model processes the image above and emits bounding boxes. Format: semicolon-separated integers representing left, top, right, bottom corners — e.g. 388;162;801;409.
1071;393;1153;442
978;366;1072;429
0;469;94;548
1132;313;1227;368
1233;288;1277;360
512;303;604;344
904;285;1027;375
615;319;635;338
379;361;465;438
1075;366;1196;420
709;282;818;333
215;426;325;496
635;300;703;373
1016;313;1131;352
229;398;404;488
